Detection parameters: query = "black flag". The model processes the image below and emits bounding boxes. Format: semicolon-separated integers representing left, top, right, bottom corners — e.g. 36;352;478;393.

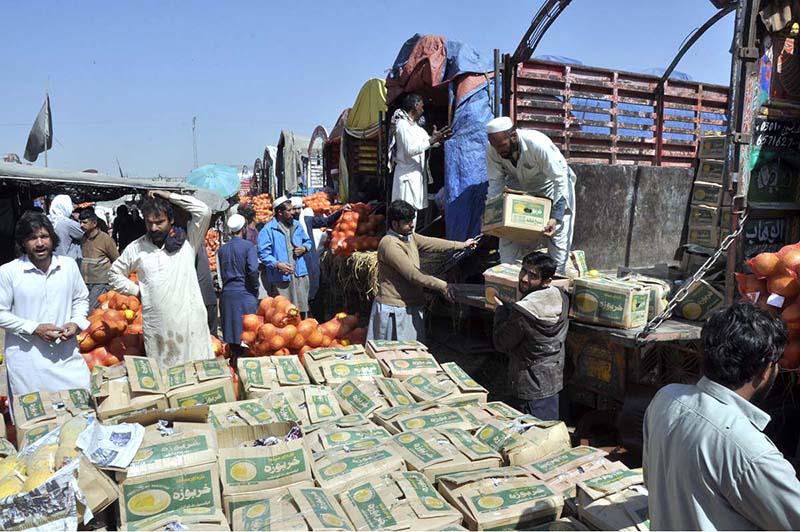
24;95;52;163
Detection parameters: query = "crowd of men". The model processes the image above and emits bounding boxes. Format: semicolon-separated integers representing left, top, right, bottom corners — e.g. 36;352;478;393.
0;103;799;529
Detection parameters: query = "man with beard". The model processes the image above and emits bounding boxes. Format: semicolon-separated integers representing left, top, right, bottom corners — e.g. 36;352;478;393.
643;302;800;530
492;252;568;420
0;211;90;396
485;117;576;274
109;190;213;367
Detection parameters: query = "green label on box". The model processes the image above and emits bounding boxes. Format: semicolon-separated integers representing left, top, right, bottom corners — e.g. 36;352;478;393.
238;400;275;423
132;435;209;466
583;468;640;489
335;381;377;415
19;392;45;422
346;482;397;529
404;375;450;400
223;448;307;487
198;359;226;378
275;357;308;385
486;402;523;419
573;286;627;322
474;424;510;451
677;281;723;320
67;389;91;410
399;471;450;512
296;488;352;530
237;500;273;531
133;358;160;391
369;340;422;350
316;449;394;482
483;196;504;226
397;410;466;431
122;467;216;523
323;428;390;449
265;395;300;423
166;365;190;389
326;361;381;380
442;362;483;391
309;392;338;421
308;345;362;361
387;357;438;372
23;424;53;447
241;360;265;387
530;446;597;477
441;428;497;458
376;377;414;407
510;198;546;226
175;385;228;407
392;432;445;465
469;484;555;514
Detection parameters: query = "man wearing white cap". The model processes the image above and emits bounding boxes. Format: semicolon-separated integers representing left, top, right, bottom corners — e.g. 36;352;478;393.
218;213;259;359
485;117;577;274
257;196;313;316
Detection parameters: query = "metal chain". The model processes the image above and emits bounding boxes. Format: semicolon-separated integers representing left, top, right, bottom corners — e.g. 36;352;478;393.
635;210;749;343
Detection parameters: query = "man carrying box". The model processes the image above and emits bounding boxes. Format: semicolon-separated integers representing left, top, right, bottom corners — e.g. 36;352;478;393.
492;252;569;420
485;117;577;274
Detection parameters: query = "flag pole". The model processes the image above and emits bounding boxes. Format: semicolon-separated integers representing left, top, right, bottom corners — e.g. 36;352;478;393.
43;84;49;168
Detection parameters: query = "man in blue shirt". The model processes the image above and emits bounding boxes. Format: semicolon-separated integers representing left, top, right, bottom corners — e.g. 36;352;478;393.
257;196;313;317
643;301;800;530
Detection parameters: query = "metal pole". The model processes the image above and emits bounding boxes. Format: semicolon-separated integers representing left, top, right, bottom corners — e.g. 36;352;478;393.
44;87;49;168
493;48;501;117
192;116;199;169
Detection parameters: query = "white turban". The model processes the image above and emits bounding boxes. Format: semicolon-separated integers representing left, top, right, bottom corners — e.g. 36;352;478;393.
290;196;304;208
486;116;514;134
273;195;290;209
227;213;245;232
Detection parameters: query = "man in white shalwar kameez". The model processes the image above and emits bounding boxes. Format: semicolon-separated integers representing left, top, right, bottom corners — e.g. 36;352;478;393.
391;93;451;222
485;117;577;274
109;191;213;367
0;212;91;398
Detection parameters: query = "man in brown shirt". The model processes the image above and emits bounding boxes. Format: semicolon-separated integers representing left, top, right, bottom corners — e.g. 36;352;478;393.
367;199;476;342
79;208;119;309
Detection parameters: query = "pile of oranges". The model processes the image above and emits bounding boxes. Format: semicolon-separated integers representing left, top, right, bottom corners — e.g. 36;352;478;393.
240;194;274;223
327;203;385;256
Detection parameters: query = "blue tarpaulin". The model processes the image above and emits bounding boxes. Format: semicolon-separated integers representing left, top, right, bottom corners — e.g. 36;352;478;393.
442;40;494;241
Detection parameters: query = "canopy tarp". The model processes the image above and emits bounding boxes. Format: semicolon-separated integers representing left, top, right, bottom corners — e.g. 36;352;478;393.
277;131;310;194
345;79;387;139
0;162;227;211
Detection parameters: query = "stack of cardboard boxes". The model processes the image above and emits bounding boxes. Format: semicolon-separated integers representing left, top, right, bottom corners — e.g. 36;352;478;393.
687;135;731;250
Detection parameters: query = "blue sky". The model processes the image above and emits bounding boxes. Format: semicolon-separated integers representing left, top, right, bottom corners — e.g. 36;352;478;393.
1;0;735;177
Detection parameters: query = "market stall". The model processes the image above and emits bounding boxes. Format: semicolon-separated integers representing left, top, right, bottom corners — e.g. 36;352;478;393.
276;131;310;195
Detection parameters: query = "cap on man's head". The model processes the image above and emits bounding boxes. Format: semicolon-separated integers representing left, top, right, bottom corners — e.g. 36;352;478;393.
290;196;303;208
227;214;246;232
273;196;290;210
486;117;514;134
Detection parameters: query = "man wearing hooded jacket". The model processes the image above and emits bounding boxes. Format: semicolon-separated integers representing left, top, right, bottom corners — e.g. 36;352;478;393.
493;251;569;420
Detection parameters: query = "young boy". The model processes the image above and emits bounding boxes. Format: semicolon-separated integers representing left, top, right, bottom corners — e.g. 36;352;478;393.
492;252;569;420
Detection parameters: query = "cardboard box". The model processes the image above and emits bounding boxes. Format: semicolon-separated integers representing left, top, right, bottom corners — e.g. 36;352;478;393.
312;445;405;492
483;190;552;243
126;506;230;531
16;419;61;449
333;379;389;417
696;159;724;184
441;362;488;398
78;456;120;516
12;388;93;429
688;205;720;227
403;374;460;402
376;350;441;379
167;379;237;409
565;250;590;279
392;407;475;434
525;446;608;482
687;226;720;249
118;462;221;527
374;376;417;407
338;471;462;531
96;379;168;422
304;352;381;386
460;477;564;530
437;466;534;510
691;181;723;207
546;458;618;500
570;277;650;329
217;422;312;495
366;340;426;357
303;345;367;384
236;356;310;398
126;356;167;395
231;485;356;531
0;438;16;458
697;135;726;159
222;481;313;523
576;485;649;531
475;418;571;466
674;280;724;321
311;425;393;454
619;274;670;321
391;428;502;483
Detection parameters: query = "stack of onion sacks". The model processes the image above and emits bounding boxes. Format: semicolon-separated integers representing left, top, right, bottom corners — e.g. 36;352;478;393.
240;296;366;361
303;191;333;215
738;243;800;369
328;203;385;256
206;229;220;271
